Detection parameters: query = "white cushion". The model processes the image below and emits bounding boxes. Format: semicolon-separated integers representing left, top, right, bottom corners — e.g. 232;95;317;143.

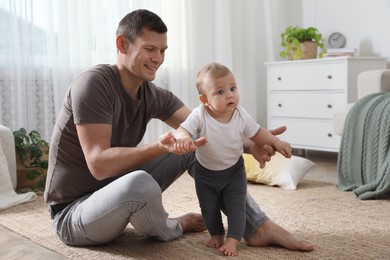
244;153;315;190
0;125;17;190
358;69;390;98
0;138;37;210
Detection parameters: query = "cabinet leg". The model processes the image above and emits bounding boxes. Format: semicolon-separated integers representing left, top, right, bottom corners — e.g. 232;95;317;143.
293;148;308;157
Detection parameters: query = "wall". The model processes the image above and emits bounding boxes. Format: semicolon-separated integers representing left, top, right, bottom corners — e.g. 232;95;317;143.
302;0;390;65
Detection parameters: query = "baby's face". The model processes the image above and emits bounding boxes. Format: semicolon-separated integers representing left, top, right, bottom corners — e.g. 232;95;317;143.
202;72;240;114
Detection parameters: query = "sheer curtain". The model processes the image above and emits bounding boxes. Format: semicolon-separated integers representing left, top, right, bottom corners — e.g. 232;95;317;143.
0;0;284;143
0;0;126;140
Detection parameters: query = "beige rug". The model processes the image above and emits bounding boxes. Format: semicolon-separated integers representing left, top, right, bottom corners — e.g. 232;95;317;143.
1;174;389;259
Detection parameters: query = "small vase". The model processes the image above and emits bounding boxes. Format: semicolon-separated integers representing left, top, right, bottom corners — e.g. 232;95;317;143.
301;41;318;59
288;41;318;60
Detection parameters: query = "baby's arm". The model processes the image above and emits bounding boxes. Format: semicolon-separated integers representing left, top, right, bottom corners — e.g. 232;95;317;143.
273;139;292;158
174;126;198;153
250;127;292;158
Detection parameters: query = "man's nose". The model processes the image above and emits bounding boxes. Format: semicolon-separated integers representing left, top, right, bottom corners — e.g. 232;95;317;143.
152;52;164;63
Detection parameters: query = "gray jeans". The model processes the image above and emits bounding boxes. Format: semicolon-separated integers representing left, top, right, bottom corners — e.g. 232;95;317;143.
53;152;269;246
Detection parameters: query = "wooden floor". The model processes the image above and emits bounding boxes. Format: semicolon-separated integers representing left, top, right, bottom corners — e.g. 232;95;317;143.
0;226;68;260
0;151;338;260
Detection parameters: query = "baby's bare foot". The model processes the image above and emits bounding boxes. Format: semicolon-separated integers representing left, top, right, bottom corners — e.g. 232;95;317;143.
175;212;206;233
219;237;239;256
207;235;224;248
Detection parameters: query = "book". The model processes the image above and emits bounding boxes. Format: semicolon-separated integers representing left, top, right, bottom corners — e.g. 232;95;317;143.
324;48;357;57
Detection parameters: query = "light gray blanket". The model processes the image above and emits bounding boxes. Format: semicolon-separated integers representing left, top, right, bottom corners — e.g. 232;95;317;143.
337;92;390;199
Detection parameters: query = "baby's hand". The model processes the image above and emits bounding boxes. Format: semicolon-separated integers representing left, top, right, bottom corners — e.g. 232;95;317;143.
274;140;292;158
159;132;205;155
174;135;197;153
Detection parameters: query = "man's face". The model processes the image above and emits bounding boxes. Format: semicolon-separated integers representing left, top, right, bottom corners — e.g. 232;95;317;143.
125;29;168;82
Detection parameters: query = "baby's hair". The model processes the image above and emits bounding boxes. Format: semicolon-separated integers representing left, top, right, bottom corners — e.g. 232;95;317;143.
196;63;232;94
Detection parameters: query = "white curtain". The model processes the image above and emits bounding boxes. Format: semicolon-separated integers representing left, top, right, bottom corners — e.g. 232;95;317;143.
0;0;285;143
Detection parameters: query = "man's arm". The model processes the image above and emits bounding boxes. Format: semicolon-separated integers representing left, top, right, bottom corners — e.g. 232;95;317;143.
76;106;204;181
164;106;191;129
76;123;168;180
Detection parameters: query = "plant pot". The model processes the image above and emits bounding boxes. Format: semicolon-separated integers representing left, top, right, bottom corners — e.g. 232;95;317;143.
15;148;48;190
288;41;318;60
301;41;318;59
16;167;47;190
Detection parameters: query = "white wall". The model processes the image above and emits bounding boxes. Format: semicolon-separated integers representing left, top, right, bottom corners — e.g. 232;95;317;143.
302;0;390;65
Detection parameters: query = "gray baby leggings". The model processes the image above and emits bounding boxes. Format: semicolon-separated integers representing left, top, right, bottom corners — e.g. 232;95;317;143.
195;156;247;241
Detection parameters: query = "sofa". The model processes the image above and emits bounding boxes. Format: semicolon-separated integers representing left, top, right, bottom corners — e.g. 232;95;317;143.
333;69;390;135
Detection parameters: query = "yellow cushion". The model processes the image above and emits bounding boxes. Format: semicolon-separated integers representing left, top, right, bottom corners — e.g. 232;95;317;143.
243;153;315;190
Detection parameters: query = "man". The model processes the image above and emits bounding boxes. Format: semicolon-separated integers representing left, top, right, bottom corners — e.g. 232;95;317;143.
44;9;314;251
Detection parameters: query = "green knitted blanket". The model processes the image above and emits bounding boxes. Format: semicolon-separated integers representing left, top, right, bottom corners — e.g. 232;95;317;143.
337;92;390;199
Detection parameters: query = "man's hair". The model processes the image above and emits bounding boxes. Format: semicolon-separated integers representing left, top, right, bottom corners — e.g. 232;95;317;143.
116;9;167;42
196;63;232;94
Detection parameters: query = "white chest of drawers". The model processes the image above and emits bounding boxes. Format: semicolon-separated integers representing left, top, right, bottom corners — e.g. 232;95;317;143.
265;57;387;152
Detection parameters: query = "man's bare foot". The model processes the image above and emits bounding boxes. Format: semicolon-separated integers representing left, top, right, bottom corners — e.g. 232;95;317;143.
246;220;315;251
175;212;207;233
207;235;224;248
219;237;239;256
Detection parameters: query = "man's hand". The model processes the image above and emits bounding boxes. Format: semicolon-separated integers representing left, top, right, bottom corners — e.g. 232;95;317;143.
248;126;287;168
159;132;207;155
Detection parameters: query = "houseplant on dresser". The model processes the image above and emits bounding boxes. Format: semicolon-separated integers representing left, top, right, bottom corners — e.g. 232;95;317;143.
280;26;326;60
13;128;49;191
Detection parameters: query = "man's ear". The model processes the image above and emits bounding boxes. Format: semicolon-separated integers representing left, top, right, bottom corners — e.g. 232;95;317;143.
116;35;127;53
198;94;208;104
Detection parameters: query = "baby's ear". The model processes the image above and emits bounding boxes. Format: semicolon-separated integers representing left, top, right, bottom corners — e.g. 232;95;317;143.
198;94;208;104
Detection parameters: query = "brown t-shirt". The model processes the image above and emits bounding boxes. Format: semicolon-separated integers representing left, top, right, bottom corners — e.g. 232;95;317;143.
44;64;184;205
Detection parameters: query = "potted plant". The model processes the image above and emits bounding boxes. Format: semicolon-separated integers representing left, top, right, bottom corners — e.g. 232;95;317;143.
280;26;327;60
13;128;49;190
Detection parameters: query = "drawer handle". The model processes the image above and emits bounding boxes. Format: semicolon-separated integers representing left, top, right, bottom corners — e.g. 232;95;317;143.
328;133;333;138
327;75;332;79
278;103;282;107
277;77;282;81
327;104;332;108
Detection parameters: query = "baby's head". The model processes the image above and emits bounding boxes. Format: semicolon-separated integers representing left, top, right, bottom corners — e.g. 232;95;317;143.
196;63;233;95
195;63;239;113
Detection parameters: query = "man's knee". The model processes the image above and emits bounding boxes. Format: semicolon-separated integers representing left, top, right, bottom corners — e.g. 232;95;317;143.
119;170;161;201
